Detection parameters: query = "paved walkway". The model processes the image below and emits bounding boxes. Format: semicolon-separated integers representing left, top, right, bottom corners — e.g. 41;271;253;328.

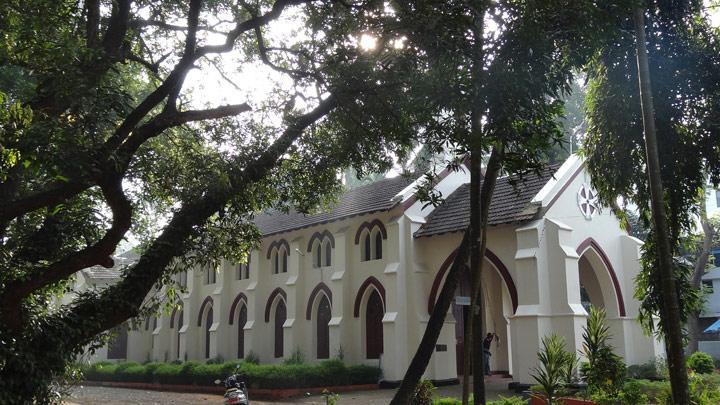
66;377;516;404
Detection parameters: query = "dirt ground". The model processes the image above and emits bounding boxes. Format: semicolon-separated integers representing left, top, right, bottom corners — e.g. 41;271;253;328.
65;377;517;404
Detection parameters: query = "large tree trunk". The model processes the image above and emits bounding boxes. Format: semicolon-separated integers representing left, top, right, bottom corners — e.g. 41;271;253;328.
633;7;690;404
688;192;714;353
389;231;472;405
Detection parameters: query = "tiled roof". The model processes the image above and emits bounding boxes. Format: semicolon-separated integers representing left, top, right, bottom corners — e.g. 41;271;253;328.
414;165;559;238
83;250;139;279
254;175;418;236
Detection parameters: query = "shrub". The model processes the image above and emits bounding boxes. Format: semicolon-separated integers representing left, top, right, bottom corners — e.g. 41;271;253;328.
244;350;260;365
412;379;436;405
488;396;526;405
580;307;626;397
627;361;662;380
283;347;305;365
618;380;649;404
82;359;380;389
531;334;569;404
206;355;224;365
687;352;715;374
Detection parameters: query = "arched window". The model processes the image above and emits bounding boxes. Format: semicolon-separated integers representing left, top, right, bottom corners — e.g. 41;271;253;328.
313;240;322;268
317;295;331;359
273;247;288;274
373;229;383;260
177;270;187;288
205;264;216;284
365;289;384;359
204;307;214;358
323;239;332;267
237;305;247;359
363;231;371;261
274;300;287;358
176;310;183;360
107;323;128;360
237;259;250;280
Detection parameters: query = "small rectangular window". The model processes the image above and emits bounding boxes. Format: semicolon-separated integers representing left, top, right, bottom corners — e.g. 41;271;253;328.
716;190;720;207
205;265;216;284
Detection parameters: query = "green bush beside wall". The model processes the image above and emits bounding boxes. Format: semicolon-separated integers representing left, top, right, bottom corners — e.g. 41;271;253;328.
83;359;381;389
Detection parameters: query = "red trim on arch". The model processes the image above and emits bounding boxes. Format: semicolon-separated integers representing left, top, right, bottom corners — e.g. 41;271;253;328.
353;276;386;317
306;282;333;320
266;239;290;259
264;287;287;323
576;237;627;317
306;230;335;252
427;248;518;315
354;219;388;245
170;303;184;329
229;293;248;325
197;296;213;327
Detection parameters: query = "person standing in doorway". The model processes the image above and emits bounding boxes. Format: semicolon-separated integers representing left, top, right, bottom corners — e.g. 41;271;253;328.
483;332;498;376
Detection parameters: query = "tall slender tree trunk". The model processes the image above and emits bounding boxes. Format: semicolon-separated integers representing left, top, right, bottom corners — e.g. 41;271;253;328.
688;191;714;353
389;231;472;405
467;146;504;405
633;7;690;404
462;152;482;405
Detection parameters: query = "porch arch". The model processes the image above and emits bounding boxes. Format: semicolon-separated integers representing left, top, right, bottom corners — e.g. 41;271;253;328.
427;248;518;315
576;238;626;317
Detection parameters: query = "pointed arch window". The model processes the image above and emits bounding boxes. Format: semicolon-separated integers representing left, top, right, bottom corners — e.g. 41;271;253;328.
205;264;216;284
374;229;383;260
237;258;250;280
273;247;288;274
363;232;372;261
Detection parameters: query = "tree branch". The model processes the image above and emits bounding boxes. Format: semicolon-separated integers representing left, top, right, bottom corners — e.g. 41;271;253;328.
50;94;337;346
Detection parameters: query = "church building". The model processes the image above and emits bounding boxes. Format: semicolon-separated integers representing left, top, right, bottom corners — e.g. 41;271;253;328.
78;155;661;384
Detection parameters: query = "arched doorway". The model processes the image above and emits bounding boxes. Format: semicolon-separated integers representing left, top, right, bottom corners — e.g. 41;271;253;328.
274;299;287;358
237;304;247;359
316;295;331;359
365;289;384;359
430;250;516;377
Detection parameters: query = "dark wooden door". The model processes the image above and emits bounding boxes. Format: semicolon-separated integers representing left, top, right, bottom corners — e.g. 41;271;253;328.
317;295;331;359
238;305;247;359
205;307;213;359
274;300;287;358
365;290;384;359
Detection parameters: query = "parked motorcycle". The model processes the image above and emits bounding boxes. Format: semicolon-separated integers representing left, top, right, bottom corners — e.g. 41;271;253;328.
214;375;249;405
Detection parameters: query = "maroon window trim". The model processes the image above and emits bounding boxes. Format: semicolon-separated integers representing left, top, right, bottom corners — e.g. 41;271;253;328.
306;282;333;320
266;239;290;259
353;276;386;318
306;230;336;252
264;288;288;322
427;248;518;315
229;293;248;324
354;219;388;244
576;237;627;317
197;296;213;327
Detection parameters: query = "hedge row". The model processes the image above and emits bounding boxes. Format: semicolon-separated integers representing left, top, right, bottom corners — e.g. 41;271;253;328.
83;359;381;389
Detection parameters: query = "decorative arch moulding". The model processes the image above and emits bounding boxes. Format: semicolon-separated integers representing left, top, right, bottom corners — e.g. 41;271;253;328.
266;239;290;259
353;219;388;245
427;248;518;315
353;276;386;317
576;237;626;317
306;230;336;252
306;282;333;320
264;287;288;322
196;296;213;327
228;292;249;324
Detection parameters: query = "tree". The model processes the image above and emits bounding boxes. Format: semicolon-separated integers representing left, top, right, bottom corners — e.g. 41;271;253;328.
383;1;635;403
582;2;720;403
0;0;423;401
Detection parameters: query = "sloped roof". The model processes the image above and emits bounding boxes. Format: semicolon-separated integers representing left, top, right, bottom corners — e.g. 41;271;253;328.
414;165;560;238
255;174;418;236
83;250;139;279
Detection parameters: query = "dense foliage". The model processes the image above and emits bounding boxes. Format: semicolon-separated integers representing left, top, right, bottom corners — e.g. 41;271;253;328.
82;359;380;389
580;307;626;398
687;352;716;375
0;0;431;401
